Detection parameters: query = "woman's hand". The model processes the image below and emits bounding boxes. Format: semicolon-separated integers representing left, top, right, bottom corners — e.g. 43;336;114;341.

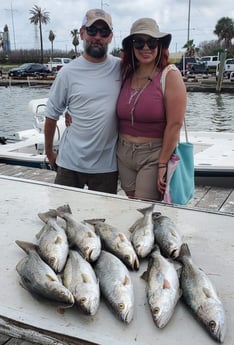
157;167;167;194
65;112;72;127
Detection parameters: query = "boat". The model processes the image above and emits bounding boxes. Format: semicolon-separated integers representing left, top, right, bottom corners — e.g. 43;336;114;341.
0;98;233;187
0;98;64;170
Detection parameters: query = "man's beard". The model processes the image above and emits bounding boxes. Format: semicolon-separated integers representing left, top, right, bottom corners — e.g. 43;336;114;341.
84;41;108;58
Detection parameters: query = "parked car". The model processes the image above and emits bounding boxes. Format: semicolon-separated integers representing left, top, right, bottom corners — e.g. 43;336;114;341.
224;58;234;79
8;63;52;78
200;56;220;70
175;56;208;75
230;71;234;82
45;57;72;71
216;58;234;79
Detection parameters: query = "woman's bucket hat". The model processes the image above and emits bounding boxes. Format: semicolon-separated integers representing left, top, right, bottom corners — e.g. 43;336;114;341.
122;18;172;49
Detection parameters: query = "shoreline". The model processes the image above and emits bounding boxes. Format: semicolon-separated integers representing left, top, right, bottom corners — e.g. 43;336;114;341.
0;76;234;93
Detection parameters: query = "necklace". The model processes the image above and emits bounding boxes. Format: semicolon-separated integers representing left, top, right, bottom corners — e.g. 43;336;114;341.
128;88;141;104
129;80;151;126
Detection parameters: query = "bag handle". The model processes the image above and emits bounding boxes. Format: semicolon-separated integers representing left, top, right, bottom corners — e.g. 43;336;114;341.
161;64;189;143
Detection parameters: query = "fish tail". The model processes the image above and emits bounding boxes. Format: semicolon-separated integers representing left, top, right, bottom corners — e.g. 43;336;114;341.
15;240;38;254
137;203;155;215
56;204;72;217
38;209;57;223
177;243;191;262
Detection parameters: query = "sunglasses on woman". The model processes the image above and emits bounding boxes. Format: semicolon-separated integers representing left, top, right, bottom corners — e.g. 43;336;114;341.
85;26;112;38
132;37;159;50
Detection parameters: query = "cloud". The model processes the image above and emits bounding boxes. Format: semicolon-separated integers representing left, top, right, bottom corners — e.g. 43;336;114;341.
0;0;233;53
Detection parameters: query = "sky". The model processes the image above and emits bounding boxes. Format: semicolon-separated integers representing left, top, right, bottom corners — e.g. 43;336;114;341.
0;0;234;54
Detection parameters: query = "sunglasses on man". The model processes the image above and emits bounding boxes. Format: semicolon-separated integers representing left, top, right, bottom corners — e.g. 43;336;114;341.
85;26;112;38
132;37;159;50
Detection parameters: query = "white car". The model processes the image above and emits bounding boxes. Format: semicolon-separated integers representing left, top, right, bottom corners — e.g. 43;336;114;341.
45;57;72;72
224;58;234;79
230;71;234;82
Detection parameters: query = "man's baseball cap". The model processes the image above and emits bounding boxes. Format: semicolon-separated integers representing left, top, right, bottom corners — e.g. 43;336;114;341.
82;9;113;30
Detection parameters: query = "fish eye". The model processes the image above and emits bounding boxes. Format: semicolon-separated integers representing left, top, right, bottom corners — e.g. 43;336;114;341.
124;255;130;261
118;303;125;310
80;297;87;304
153;307;160;314
209;320;216;330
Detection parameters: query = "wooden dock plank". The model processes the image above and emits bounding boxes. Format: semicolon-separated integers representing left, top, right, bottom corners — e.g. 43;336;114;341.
194;187;232;212
220;189;234;214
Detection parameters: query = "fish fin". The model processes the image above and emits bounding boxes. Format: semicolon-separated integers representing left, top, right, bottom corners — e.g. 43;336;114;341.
117;233;126;241
123;275;130;286
128;219;139;233
46;274;57;282
163;279;171;289
84;218;105;225
203;287;212;298
15;240;38;254
81;273;90;284
35;223;50;239
141;270;149;281
54;235;63;245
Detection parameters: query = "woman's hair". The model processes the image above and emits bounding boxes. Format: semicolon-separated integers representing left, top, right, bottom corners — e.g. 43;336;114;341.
121;40;170;80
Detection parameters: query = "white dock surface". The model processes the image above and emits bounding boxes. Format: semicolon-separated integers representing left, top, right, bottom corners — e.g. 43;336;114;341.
0;176;233;345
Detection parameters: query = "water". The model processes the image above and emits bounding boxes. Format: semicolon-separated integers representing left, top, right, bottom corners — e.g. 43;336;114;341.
0;86;233;137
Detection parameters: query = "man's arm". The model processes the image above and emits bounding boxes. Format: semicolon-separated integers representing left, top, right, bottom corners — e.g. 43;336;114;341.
44;117;58;170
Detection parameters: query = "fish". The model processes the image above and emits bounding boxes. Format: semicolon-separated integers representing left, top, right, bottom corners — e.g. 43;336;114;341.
177;243;226;343
85;219;139;271
128;204;156;258
63;249;100;315
15;240;74;306
94;250;134;323
36;210;69;273
48;204;101;262
141;245;182;328
152;214;182;259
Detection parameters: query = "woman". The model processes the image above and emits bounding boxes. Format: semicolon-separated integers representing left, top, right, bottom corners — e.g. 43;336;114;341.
117;18;187;201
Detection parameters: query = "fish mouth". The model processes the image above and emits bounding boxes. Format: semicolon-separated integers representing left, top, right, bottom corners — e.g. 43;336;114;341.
133;258;140;271
170;248;180;259
85;248;95;261
123;307;134;324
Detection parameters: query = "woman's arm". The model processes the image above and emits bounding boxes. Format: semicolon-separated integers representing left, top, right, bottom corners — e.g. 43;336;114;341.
157;68;187;194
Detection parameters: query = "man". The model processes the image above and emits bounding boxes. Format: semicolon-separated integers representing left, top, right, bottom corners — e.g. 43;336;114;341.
45;9;121;194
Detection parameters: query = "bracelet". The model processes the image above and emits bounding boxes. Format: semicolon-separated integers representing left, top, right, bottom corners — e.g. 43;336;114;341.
158;165;167;169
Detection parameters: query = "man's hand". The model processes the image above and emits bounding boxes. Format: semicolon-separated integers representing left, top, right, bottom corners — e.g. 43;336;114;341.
46;150;58;171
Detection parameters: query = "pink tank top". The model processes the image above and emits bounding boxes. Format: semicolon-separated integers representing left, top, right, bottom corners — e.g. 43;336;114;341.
117;72;166;138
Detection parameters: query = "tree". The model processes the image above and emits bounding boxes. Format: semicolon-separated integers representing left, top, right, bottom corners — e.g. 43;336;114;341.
29;5;50;63
71;29;79;56
214;17;234;50
182;39;197;57
48;30;55;60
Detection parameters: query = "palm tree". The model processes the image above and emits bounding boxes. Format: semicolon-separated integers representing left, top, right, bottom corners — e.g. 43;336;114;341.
29;5;50;63
49;30;55;60
214;17;234;50
183;39;196;57
71;29;79;56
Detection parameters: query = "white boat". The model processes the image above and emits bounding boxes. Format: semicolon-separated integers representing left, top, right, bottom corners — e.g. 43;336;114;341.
0;98;233;187
0;98;64;170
